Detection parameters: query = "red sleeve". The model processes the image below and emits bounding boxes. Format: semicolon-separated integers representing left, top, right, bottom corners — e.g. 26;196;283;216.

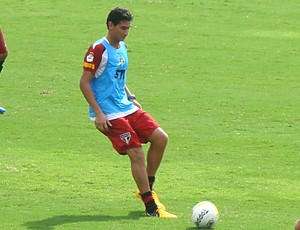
83;43;106;74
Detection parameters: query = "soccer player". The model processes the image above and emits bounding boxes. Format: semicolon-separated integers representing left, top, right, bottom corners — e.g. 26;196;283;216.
79;7;177;218
0;27;8;114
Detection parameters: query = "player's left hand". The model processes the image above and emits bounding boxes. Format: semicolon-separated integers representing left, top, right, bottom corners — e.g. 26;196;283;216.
132;99;142;109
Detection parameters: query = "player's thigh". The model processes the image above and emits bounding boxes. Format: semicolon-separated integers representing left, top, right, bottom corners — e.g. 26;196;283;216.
130;110;160;143
103;117;141;154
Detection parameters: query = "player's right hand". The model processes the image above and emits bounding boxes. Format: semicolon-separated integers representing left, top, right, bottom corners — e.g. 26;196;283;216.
95;113;112;132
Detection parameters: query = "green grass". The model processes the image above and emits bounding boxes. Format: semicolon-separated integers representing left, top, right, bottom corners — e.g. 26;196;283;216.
1;0;299;229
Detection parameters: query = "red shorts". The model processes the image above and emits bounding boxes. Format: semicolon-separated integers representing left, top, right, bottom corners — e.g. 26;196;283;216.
102;109;159;155
0;29;8;54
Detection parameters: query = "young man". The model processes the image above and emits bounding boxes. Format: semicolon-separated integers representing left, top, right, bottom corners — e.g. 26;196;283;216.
80;7;176;218
0;28;8;114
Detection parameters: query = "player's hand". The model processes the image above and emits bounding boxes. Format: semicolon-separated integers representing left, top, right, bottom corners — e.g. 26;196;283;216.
94;113;112;132
132;99;142;109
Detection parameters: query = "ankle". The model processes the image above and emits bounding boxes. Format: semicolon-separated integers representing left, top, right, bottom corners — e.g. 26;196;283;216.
141;191;158;213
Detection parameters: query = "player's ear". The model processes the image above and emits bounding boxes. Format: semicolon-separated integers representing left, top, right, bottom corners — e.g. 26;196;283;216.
107;21;115;30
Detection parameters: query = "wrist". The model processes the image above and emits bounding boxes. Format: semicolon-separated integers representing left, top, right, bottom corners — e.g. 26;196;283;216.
128;95;136;101
94;108;103;115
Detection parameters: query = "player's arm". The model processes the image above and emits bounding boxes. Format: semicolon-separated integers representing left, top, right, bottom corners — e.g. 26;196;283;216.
125;85;134;100
125;84;141;109
80;43;112;131
80;70;112;131
79;70;101;114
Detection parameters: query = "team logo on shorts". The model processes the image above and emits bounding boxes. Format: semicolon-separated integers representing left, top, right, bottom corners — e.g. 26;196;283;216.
120;132;131;144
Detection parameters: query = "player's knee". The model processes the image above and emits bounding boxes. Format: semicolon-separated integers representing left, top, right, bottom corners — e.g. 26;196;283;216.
0;51;8;61
160;131;169;144
149;128;169;145
127;147;144;161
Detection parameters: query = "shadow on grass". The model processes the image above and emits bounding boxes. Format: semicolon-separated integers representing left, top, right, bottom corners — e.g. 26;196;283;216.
186;227;216;230
23;211;143;229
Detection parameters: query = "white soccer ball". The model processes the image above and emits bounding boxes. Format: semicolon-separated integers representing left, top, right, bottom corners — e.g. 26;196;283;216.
191;201;219;228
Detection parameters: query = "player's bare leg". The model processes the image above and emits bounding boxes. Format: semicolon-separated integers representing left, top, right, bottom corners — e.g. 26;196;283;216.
130;132;177;218
146;127;168;176
145;127;169;211
127;147;150;194
127;147;160;215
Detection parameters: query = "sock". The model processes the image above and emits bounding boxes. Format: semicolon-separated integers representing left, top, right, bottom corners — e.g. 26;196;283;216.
141;191;157;213
148;176;155;191
0;60;4;73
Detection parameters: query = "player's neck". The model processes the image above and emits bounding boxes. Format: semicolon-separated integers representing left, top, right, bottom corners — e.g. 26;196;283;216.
106;36;119;49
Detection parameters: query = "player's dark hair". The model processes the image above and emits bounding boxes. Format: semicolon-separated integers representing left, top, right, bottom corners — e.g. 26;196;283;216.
106;7;133;29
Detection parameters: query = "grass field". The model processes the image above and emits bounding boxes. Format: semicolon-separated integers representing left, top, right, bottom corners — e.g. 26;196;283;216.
1;0;299;229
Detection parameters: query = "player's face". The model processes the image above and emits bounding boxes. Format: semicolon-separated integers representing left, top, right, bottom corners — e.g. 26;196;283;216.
109;21;131;42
